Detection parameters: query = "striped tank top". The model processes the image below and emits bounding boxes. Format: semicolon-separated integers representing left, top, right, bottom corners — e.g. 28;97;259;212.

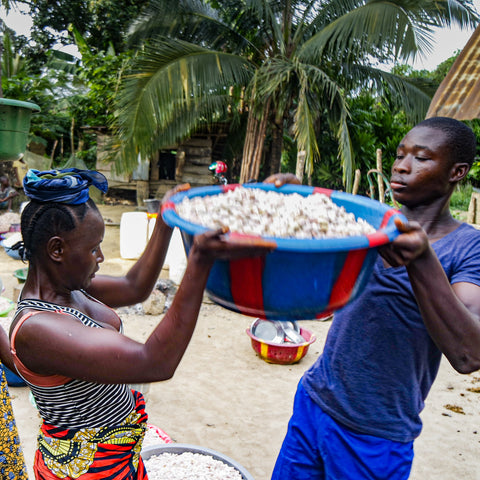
12;298;136;429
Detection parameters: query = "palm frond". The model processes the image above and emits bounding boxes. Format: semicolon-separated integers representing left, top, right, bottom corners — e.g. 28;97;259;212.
111;38;254;172
128;0;262;59
299;0;478;65
293;82;321;172
344;64;432;123
335;113;354;192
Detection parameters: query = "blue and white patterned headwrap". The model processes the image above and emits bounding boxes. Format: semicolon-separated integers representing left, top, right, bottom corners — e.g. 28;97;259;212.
23;168;108;204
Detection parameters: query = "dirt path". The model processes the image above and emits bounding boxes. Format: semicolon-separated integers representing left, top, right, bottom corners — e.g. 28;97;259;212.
1;204;479;480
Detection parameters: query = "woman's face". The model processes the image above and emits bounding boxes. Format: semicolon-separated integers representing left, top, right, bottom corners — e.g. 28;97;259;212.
62;208;105;290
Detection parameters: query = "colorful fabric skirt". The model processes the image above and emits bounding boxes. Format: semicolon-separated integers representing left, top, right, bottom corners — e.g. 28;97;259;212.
0;365;29;479
34;390;148;479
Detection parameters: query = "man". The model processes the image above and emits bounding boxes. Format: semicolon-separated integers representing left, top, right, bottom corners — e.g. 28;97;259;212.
0;175;19;211
269;117;480;479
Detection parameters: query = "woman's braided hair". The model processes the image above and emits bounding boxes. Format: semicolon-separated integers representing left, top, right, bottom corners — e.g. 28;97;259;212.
21;199;99;263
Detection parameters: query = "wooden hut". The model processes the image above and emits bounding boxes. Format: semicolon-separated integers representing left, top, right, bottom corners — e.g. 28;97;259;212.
95;125;229;206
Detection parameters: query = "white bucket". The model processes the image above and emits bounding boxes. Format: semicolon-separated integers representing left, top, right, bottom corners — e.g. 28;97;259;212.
120;212;148;259
147;217;156;239
165;228;187;284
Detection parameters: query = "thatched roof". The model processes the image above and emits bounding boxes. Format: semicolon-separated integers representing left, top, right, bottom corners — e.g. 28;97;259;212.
426;24;480;120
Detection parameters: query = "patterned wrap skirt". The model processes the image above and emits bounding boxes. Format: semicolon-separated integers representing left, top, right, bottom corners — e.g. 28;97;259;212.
0;365;29;480
34;390;148;479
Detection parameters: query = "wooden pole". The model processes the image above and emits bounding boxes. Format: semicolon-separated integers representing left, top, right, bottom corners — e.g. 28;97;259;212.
295;150;306;184
376;148;384;202
467;192;480;224
352;169;361;195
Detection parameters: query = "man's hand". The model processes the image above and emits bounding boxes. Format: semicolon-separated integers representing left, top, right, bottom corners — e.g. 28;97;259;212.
378;218;430;267
160;183;191;211
263;173;301;187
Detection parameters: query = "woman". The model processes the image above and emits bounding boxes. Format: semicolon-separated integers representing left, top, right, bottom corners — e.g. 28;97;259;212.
9;168;275;479
0;328;28;479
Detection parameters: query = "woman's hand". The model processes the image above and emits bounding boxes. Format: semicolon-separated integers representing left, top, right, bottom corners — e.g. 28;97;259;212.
264;173;301;188
159;183;191;213
378;218;430;267
190;227;277;265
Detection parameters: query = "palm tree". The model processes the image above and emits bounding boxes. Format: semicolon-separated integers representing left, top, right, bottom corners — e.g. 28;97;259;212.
112;0;477;190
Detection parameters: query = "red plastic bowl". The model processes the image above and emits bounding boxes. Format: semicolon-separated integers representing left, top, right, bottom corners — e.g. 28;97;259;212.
246;327;316;365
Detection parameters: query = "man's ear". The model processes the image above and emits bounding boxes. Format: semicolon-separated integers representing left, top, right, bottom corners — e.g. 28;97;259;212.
47;236;65;262
449;163;470;183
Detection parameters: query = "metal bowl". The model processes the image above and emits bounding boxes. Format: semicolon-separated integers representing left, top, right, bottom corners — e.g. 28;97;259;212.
250;318;284;344
142;443;255;480
251;318;304;344
281;322;305;344
246;326;316;364
162;183;405;320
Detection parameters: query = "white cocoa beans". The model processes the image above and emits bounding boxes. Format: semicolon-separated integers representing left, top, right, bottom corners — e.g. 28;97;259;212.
175;187;375;239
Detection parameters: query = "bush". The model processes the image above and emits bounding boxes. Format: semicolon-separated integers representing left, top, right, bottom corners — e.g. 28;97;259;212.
450;182;473;212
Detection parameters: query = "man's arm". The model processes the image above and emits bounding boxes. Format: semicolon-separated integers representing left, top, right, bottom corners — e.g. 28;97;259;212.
406;251;480;373
380;220;480;374
3;188;19;202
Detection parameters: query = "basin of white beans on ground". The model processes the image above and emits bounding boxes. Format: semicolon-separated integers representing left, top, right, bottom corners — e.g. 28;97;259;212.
144;452;244;480
142;444;254;480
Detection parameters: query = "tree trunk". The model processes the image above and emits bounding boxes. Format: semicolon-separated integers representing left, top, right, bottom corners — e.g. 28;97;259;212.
269;119;283;176
70;117;75;155
240;100;270;183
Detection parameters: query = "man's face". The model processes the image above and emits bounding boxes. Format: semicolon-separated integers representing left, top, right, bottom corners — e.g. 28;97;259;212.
390;126;455;208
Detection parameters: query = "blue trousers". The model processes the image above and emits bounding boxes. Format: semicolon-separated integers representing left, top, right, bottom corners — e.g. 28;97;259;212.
271;382;414;480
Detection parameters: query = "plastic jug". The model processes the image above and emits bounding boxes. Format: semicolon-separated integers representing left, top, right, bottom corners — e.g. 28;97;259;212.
120;212;148;259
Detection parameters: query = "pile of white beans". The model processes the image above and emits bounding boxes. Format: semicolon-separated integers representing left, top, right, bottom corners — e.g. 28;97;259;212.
175;187;376;239
144;452;244;480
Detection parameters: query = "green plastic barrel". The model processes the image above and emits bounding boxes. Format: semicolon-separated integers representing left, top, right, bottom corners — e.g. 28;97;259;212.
0;98;41;161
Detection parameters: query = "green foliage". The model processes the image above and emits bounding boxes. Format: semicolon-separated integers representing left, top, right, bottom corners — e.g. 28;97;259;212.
346;94;413;195
468;161;480;187
1;29;72;159
281;93;413;192
111;0;477;185
70;27;133;129
450;182;473;212
1;27;101;167
27;0;149;54
466;119;480;188
3;0;479;190
391;52;462;98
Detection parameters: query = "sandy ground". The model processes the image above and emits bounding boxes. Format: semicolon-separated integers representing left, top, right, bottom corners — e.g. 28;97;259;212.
1;204;479;480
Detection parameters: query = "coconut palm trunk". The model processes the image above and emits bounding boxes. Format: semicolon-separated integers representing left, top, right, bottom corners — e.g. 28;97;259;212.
240;99;271;183
269;115;284;176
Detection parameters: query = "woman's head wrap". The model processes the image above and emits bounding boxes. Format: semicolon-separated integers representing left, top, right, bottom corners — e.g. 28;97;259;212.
23;168;108;204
